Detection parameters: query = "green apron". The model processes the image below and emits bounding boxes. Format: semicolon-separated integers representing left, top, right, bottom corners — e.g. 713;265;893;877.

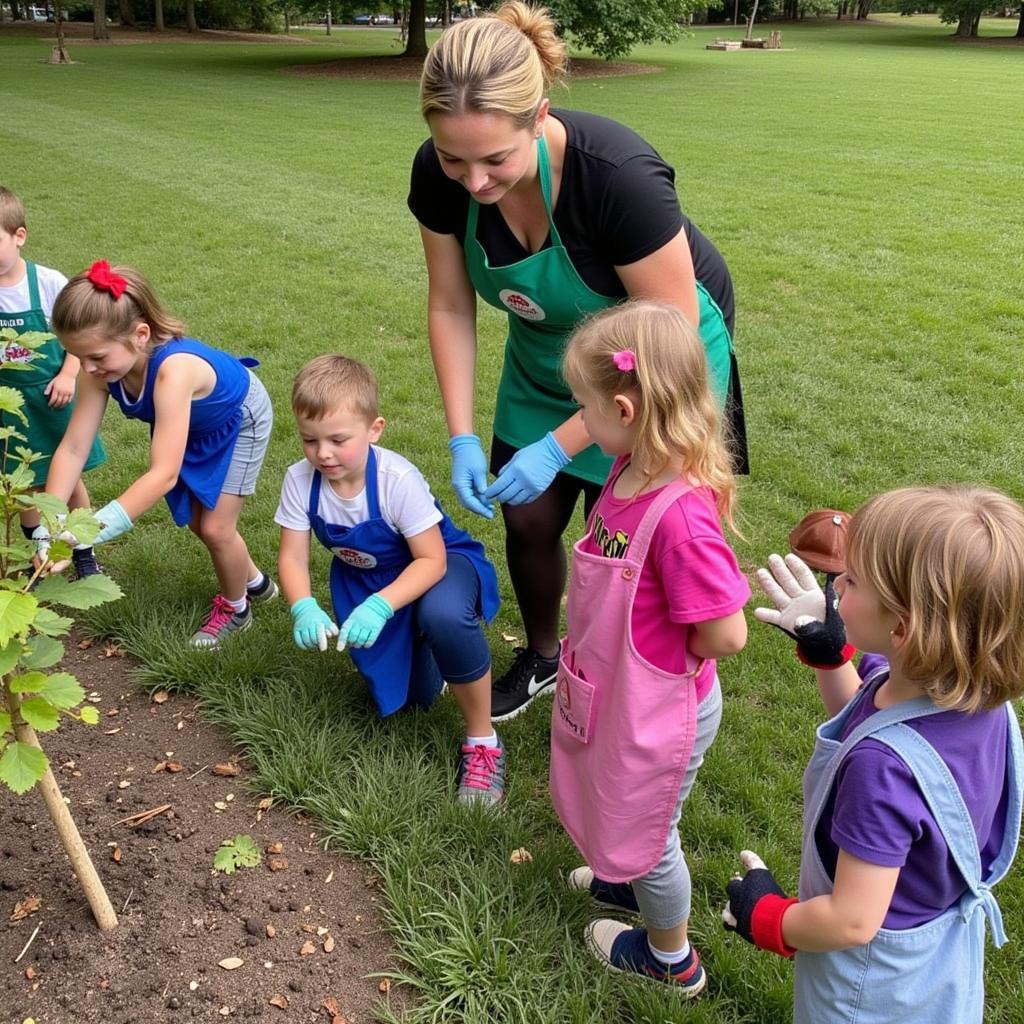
463;137;736;485
0;261;107;486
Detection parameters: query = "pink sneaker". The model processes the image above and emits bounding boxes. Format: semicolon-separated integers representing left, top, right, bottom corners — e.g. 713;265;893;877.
190;595;252;650
456;737;506;807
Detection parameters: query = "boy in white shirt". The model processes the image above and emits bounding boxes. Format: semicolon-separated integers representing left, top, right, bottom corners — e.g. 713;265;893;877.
275;355;506;806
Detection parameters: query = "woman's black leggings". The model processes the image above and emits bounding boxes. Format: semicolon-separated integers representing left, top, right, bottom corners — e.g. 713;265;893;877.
490;436;602;657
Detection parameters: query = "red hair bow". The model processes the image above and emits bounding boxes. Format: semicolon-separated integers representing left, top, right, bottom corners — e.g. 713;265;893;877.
87;260;127;300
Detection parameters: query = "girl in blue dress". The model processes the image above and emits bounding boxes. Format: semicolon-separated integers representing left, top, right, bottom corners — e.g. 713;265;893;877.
42;261;275;648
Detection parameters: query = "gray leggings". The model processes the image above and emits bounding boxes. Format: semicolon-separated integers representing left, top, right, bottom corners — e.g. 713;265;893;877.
631;678;723;931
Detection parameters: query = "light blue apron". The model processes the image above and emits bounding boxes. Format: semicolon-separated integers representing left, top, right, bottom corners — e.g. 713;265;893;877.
794;676;1023;1024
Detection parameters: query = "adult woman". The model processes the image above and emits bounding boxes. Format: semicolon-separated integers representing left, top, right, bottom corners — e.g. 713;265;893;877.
408;2;747;721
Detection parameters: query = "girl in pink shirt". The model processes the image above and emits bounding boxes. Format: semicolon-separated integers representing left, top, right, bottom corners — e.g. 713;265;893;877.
550;300;749;994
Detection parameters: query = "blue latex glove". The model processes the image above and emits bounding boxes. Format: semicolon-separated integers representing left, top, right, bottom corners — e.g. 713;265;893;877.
93;500;133;545
340;593;394;649
448;434;494;519
483;432;569;506
290;596;340;651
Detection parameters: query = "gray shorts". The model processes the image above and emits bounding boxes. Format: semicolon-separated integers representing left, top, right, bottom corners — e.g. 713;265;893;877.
221;370;272;497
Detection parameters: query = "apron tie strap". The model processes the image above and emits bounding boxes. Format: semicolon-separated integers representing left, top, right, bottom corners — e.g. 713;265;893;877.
960;884;1006;948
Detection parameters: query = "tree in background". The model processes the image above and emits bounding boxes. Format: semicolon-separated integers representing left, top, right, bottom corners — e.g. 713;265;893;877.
938;0;984;35
93;0;110;36
546;0;701;60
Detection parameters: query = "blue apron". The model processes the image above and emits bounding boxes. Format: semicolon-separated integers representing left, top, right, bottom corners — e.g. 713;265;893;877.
794;672;1024;1024
107;337;258;525
307;446;500;717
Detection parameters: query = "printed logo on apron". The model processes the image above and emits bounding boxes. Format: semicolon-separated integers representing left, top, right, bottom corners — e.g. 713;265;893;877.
498;289;546;322
332;546;378;569
557;673;572;711
2;344;34;363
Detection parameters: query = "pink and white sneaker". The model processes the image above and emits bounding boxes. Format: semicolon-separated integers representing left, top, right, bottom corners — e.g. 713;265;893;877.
190;595;252;650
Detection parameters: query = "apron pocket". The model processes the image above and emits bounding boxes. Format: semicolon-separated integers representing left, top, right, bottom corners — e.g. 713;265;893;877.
554;652;596;744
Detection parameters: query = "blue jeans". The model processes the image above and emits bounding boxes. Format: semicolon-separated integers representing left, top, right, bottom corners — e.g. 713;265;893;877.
406;553;492;707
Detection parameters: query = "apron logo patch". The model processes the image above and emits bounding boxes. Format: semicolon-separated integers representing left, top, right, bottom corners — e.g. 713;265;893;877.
332;546;378;569
499;289;546;322
1;345;33;363
557;673;572;711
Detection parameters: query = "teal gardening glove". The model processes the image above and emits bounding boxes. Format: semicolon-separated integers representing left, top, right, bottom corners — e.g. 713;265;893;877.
93;499;133;545
290;597;340;651
339;593;394;649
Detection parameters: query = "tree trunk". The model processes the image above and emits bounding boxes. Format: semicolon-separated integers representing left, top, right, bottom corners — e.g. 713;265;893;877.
1017;3;1024;35
53;8;71;61
955;10;974;33
745;0;759;38
284;9;290;33
93;0;110;39
325;7;331;34
117;0;134;26
404;0;427;56
185;0;197;32
5;691;118;932
154;0;163;30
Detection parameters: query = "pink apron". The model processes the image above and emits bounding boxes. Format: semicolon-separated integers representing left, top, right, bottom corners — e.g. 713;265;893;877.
549;461;703;883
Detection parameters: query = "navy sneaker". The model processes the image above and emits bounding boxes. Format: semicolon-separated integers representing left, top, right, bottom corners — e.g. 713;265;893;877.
71;546;104;579
585;922;706;996
567;866;640;914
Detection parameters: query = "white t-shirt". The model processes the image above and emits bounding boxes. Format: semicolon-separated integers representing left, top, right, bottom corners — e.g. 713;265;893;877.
275;446;443;541
0;261;68;322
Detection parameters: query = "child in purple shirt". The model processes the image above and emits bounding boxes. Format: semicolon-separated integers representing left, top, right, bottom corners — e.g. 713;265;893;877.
724;486;1024;1024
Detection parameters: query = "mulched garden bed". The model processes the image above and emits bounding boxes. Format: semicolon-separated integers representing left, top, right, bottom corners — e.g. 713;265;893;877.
1;640;403;1024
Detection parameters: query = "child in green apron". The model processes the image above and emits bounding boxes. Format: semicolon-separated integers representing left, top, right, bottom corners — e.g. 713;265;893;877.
0;186;106;577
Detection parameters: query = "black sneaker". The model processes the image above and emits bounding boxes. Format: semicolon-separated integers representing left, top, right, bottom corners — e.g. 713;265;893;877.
490;646;559;722
246;573;279;604
71;546;104;579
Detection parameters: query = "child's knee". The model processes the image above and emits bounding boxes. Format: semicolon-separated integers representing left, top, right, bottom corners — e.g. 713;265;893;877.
195;516;238;550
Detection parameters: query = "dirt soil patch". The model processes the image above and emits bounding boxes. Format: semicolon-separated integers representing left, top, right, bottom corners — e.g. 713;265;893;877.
0;640;403;1024
281;54;660;80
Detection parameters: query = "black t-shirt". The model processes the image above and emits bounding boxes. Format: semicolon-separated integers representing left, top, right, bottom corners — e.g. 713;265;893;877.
407;108;734;331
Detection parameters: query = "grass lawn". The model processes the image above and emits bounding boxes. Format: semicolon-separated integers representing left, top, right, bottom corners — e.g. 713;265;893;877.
3;17;1023;1022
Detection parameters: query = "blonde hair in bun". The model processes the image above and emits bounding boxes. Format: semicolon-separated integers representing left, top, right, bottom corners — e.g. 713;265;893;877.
420;2;567;130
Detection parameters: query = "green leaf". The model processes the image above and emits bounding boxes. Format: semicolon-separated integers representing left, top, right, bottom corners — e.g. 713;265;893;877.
212;846;239;874
0;591;37;646
19;697;60;732
80;705;99;725
0;386;27;423
64;508;99;545
31;608;73;637
47;539;73;564
0;638;22;676
0;741;47;794
22;635;64;671
31;574;123;610
212;834;262;874
37;672;83;710
0;710;11;736
8;671;47;694
3;330;52;349
12;446;41;463
18;492;68;520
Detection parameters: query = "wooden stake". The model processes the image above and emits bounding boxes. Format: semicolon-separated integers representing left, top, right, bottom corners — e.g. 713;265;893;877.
5;691;117;932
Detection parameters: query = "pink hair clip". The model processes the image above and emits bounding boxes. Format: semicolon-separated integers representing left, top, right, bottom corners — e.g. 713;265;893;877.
612;350;636;372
